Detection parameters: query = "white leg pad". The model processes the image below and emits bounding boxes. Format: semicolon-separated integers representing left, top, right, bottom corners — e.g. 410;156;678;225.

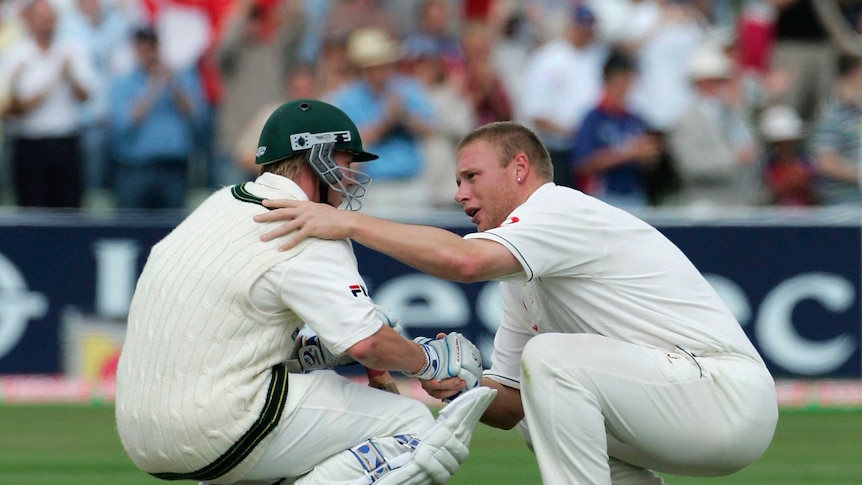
409;386;497;484
296;387;497;485
434;386;497;448
293;435;417;485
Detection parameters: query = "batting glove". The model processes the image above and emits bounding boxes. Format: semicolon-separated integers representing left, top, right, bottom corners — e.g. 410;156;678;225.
293;335;357;371
406;333;483;391
375;304;404;336
292;305;399;373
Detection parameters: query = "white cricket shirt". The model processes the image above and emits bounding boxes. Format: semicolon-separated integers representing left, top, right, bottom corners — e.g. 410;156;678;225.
116;173;382;481
249;173;384;355
466;183;764;388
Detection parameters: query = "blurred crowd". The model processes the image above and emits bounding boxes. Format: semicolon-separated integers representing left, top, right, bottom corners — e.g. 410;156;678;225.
2;0;862;211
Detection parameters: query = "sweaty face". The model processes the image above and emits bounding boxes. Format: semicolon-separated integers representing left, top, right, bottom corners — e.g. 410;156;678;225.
455;140;520;231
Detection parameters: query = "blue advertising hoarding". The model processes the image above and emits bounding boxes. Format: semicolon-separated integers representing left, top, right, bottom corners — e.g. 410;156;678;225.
0;210;860;379
661;226;860;377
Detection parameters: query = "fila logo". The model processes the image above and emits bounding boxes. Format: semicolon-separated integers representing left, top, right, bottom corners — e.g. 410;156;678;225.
349;284;368;297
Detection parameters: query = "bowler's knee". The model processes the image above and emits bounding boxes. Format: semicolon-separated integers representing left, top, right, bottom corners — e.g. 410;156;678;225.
522;333;600;368
522;334;553;368
521;334;568;385
522;333;613;388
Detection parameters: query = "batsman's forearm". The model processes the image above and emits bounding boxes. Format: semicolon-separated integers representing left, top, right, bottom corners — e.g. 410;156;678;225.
348;326;427;374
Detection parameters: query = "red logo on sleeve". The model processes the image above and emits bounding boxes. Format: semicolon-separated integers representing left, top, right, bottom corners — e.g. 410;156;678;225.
501;216;520;227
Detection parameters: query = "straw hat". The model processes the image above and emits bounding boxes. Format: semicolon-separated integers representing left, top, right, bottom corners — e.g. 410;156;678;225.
760;105;804;141
347;28;401;69
689;43;732;80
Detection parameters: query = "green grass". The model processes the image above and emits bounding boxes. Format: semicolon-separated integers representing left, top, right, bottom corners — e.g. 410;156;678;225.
1;405;860;484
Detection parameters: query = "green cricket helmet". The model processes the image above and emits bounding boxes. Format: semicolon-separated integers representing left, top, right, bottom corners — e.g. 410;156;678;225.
256;99;378;210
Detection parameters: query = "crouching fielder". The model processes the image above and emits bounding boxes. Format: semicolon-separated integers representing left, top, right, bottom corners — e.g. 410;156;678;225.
115;100;490;484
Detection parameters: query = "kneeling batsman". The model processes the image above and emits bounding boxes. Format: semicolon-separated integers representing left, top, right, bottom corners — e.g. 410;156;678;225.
293;332;493;485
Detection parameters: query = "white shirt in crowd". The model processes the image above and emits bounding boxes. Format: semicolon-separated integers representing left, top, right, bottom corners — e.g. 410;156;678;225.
518;38;608;150
0;35;95;137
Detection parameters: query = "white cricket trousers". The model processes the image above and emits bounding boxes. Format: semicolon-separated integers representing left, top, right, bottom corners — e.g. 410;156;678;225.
520;334;778;485
226;370;435;484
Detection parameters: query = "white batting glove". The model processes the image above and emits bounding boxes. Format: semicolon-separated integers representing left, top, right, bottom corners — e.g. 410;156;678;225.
293;335;357;371
406;333;483;390
292;305;398;373
374;304;404;336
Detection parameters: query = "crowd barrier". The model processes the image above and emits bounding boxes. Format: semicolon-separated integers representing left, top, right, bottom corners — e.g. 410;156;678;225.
1;206;861;405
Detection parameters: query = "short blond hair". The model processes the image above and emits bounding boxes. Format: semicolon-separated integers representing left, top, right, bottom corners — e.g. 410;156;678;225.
456;122;554;182
261;152;307;178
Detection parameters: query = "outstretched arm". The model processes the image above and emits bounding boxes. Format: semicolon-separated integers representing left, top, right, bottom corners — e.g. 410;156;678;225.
255;199;523;283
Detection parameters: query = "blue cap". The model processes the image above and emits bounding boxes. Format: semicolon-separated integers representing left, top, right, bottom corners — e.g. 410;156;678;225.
572;4;595;25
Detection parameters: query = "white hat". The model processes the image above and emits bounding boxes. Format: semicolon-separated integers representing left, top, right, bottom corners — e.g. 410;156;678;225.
347;28;401;69
689;44;732;80
760;105;804;141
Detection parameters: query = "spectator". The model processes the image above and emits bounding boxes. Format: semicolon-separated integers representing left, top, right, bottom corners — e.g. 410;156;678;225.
771;0;837;121
625;0;708;134
60;0;136;202
0;1;25;206
518;3;608;187
759;104;817;206
459;20;514;126
108;25;204;210
736;0;783;75
485;0;541;107
461;0;495;22
732;2;796;117
591;0;699;205
668;42;764;208
0;0;95;208
232;63;319;176
808;53;862;206
520;0;581;40
329;27;436;211
215;0;306;187
295;0;332;64
403;37;476;209
316;32;352;98
402;0;463;74
322;0;401;41
591;0;663;48
571;50;661;209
